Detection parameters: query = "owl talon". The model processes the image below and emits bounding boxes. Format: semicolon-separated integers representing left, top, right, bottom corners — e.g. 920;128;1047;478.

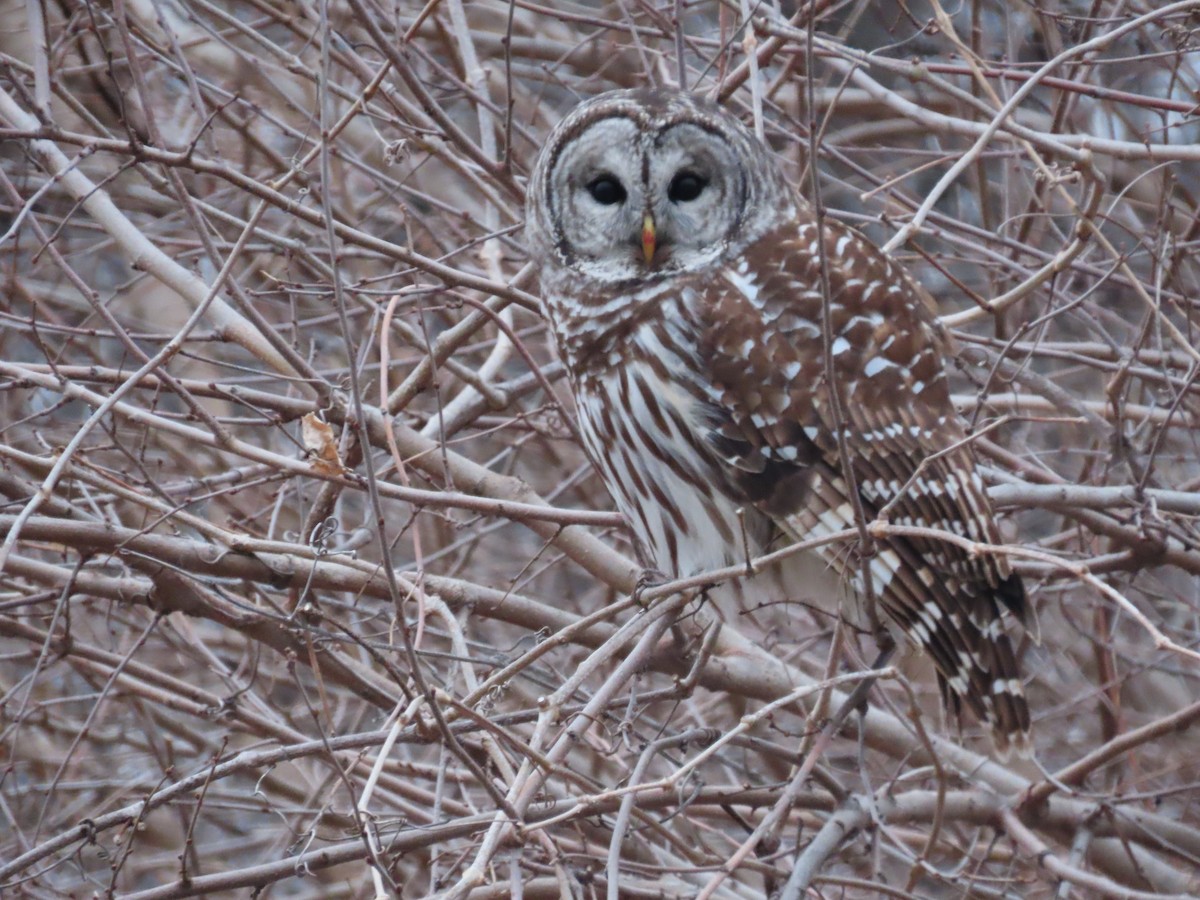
632;568;670;606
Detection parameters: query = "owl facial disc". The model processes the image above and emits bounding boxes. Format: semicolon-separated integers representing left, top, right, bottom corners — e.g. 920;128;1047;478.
526;89;793;289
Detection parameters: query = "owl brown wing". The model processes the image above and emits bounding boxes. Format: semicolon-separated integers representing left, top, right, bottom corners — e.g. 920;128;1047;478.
693;214;1030;754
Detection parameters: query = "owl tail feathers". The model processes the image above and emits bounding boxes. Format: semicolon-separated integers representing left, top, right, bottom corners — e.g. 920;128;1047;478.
986;686;1034;761
934;627;1034;761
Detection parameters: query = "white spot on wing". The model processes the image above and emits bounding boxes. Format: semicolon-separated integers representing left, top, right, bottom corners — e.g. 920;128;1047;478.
725;269;761;307
817;502;854;534
864;357;895;377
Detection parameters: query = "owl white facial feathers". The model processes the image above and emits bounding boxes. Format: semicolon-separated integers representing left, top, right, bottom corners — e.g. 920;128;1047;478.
526;88;1032;757
526;91;794;289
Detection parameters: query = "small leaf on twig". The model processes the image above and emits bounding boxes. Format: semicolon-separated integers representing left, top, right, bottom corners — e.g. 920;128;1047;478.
302;413;347;476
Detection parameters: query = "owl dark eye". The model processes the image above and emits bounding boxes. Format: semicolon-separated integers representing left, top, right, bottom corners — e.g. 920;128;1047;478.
586;175;626;206
668;172;707;202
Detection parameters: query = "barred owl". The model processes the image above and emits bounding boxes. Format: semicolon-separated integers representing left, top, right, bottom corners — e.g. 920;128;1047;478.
525;88;1031;755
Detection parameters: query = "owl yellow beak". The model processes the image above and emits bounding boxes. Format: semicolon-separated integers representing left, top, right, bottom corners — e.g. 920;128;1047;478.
641;213;656;265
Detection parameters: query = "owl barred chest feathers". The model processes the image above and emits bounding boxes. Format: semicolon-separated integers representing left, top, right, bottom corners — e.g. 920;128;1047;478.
553;279;774;578
550;219;943;578
578;354;756;579
527;87;1033;756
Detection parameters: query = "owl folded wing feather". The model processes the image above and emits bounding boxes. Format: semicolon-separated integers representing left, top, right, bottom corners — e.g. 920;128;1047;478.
692;216;1030;753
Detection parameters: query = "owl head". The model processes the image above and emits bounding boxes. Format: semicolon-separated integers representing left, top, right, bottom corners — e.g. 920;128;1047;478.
526;89;795;290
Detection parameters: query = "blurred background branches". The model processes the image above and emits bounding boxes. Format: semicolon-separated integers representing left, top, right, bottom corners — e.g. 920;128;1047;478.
1;1;1200;896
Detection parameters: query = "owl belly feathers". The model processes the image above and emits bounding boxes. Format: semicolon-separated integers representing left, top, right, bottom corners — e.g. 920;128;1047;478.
558;263;858;625
576;347;751;580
